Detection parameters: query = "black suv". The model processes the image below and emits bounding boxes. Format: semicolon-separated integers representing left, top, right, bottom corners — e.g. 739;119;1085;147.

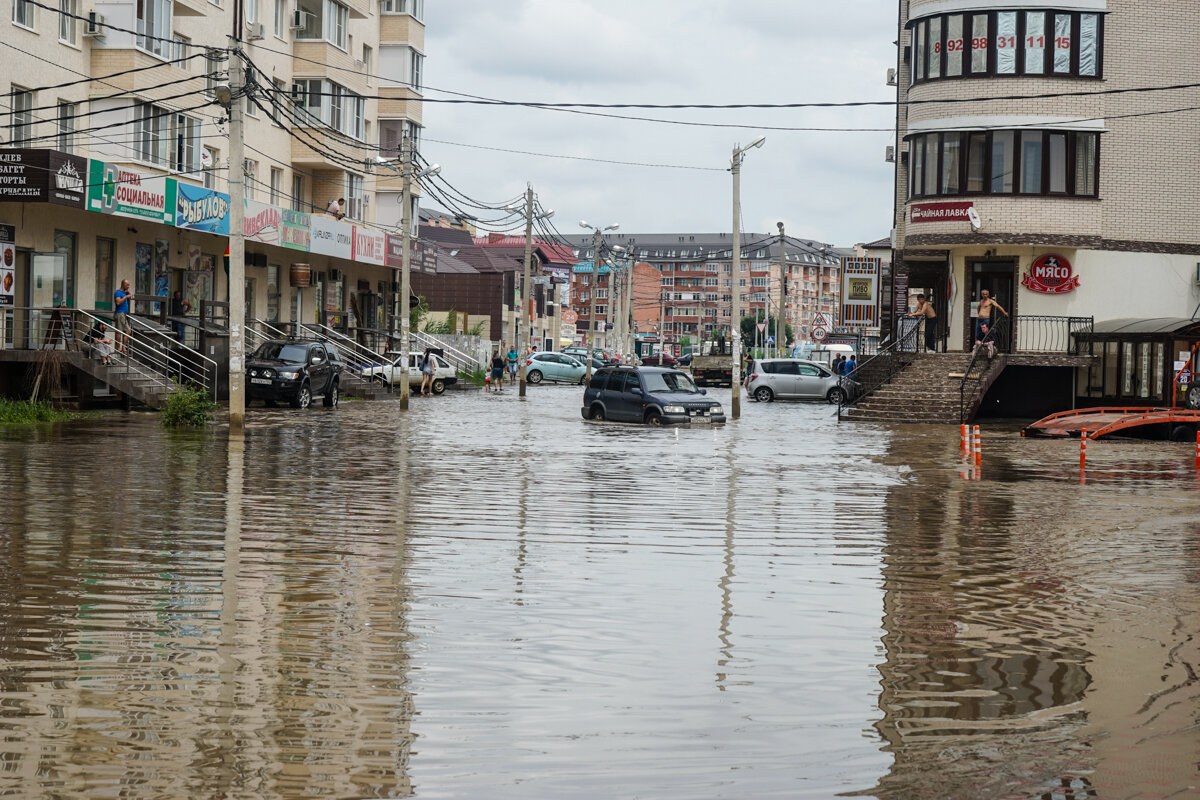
246;339;342;409
581;366;725;425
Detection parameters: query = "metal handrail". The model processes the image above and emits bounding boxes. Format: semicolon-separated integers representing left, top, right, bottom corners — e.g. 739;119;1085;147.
837;321;920;419
83;309;217;400
410;330;480;372
300;323;391;374
957;315;1010;423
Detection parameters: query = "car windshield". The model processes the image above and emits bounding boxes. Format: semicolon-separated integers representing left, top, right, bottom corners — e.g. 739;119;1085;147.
642;371;699;394
253;342;309;362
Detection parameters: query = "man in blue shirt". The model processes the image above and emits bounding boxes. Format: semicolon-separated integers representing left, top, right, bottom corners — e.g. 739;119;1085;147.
113;279;133;354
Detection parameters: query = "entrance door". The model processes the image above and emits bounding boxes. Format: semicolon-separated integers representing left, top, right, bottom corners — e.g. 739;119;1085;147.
968;262;1015;350
27;252;69;348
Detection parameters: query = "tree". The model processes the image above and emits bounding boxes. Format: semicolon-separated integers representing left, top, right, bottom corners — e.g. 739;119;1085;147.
739;313;793;350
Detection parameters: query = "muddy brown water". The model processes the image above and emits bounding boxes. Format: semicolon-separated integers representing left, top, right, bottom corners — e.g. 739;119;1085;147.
0;386;1197;799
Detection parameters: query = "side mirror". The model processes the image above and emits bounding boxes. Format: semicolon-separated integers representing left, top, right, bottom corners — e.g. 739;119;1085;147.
630;386;643;395
311;356;323;364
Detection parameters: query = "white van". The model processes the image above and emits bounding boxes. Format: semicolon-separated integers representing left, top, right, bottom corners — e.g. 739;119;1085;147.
804;344;855;368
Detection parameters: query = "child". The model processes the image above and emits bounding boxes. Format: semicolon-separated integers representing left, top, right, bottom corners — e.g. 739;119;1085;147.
484;372;492;393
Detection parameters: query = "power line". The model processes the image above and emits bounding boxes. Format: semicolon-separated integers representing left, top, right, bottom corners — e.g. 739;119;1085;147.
25;0;227;50
2;48;212;96
420;136;725;172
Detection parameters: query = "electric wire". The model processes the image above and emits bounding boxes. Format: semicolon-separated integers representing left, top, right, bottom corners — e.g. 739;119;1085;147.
25;0;228;50
2;49;213;97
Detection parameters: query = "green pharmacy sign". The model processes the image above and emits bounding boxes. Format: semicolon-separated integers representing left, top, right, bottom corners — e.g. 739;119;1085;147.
87;160;175;225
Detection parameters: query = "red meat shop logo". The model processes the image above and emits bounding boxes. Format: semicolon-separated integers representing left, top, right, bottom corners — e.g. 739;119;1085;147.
1022;254;1080;294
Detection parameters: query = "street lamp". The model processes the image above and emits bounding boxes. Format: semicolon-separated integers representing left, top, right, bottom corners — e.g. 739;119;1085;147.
729;135;765;420
508;190;554;396
579;220;619;380
393;138;439;409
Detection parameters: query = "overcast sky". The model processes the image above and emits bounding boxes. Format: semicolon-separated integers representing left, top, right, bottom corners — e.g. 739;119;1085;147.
419;1;898;248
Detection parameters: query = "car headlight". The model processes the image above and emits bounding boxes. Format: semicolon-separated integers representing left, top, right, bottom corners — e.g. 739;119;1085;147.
664;405;685;413
277;370;299;380
710;405;723;414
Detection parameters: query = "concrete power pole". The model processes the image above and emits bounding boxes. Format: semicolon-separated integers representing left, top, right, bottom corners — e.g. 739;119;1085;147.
588;227;601;380
730;149;743;419
519;185;533;397
776;222;786;359
399;135;413;410
226;43;246;432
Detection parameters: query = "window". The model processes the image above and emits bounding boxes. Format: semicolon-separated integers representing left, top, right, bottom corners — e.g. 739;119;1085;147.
345;173;363;219
59;0;77;43
134;101;168;164
173;33;190;61
57;101;76;152
244;159;257;199
908;129;1099;198
270;167;283;204
274;0;284;37
12;0;34;28
910;9;1102;82
203;146;219;188
292;174;304;211
381;0;422;17
297;0;346;48
8;88;33;146
661;277;674;286
245;0;257;23
292;78;363;137
271;78;286;126
362;45;373;83
410;49;424;91
172;113;200;172
136;0;172;58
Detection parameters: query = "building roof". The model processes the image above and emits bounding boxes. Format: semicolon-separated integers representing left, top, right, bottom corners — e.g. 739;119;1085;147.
562;232;847;265
860;236;892;249
430;247;478;274
474;234;578;267
420;224;475;247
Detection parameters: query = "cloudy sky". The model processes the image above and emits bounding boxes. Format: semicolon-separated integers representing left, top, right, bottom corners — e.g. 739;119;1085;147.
419;1;899;248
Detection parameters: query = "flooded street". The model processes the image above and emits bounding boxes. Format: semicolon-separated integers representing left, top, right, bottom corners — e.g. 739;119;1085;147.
1;386;1197;799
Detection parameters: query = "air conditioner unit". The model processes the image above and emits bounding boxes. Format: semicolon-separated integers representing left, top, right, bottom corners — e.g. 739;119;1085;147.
885;145;895;163
246;21;265;40
289;9;306;30
83;11;105;37
354;58;364;68
886;68;897;86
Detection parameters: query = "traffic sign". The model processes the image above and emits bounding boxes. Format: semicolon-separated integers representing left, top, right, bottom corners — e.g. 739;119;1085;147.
812;326;828;341
756;322;767;333
813;312;832;328
561;309;579;324
766;335;775;345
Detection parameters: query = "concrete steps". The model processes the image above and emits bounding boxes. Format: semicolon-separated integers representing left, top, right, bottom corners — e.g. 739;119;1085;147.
844;353;1000;425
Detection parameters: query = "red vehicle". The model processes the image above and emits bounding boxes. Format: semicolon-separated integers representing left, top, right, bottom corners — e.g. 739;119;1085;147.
639;353;677;367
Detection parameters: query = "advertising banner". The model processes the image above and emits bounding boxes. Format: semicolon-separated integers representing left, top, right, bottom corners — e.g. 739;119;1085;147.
175;182;230;235
839;257;880;328
309;215;352;259
281;209;310;251
0;242;14;306
353;225;386;266
909;201;975;223
0;149;87;208
87;160;175;224
244;199;282;246
1021;253;1080;294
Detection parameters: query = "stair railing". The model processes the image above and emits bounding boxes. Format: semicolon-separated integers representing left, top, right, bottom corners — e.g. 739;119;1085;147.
958;315;1011;423
81;309;217;401
300;322;392;378
410;330;480;373
837;321;921;420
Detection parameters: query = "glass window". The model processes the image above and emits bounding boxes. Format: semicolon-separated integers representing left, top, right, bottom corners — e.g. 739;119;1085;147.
945;15;963;77
913;22;926;83
923;134;938;195
910;134;924;196
53;230;76;306
1074;132;1098;196
1024;12;1046;74
966;133;987;192
991;131;1014;194
136;0;172;58
1053;14;1072;73
927;16;942;79
95;237;114;311
135;102;169;164
172;114;201;173
9;88;34;146
1079;14;1099;76
12;0;34;28
941;133;960;194
1020;131;1043;193
56;101;76;152
59;0;78;43
1121;342;1134;395
274;0;284;37
588;371;607;390
970;14;989;73
1048;133;1067;193
292;174;304;211
996;12;1018;74
345;173;363;220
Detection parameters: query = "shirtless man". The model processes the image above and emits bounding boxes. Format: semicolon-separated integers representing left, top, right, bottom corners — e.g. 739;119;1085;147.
908;293;937;351
976;289;1007;343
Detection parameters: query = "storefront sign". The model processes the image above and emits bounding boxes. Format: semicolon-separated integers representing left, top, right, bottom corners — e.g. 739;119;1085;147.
87;160;175;224
281;209;310;251
839;257;880;328
910;201;975;223
244;199;282;245
0;241;14;306
352;225;386;266
176;183;230;234
308;215;352;259
1022;253;1079;294
0;149;87;208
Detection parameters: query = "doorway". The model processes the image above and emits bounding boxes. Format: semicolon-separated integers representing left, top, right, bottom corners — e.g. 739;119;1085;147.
968;261;1015;351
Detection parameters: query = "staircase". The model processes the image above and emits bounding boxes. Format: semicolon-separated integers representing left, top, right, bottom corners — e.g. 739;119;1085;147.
843;352;1005;424
249;321;391;401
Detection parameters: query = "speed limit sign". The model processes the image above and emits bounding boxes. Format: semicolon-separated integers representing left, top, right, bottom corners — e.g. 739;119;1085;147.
812;326;828;341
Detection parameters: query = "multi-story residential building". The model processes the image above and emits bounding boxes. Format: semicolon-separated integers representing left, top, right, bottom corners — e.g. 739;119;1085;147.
890;0;1200;406
0;0;427;396
566;233;845;353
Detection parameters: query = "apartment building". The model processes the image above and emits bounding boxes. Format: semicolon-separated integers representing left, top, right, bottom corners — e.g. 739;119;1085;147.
566;232;844;352
891;1;1200;402
0;0;425;345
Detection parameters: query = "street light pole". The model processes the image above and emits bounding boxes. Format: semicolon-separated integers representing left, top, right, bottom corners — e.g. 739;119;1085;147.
399;135;414;410
776;221;786;360
518;185;533;397
579;221;618;379
729;136;765;420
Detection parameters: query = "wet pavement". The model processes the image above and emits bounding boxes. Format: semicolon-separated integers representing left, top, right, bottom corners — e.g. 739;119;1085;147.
0;384;1197;799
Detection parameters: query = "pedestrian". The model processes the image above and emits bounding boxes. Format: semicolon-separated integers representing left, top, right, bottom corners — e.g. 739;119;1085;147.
169;290;191;342
975;322;997;359
84;320;114;365
908;293;938;352
113;279;133;354
419;347;436;396
490;350;506;392
845;354;857;376
484;370;492;392
505;344;519;382
833;354;844;375
327;198;345;220
975;289;1008;343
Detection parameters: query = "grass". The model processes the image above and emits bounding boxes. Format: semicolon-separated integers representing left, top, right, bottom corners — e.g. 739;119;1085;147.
161;385;218;427
0;399;76;424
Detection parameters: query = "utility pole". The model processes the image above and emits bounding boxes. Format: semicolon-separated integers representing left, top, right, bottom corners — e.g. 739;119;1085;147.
658;271;666;361
518;185;533;397
226;43;246;432
399;135;413;410
729;136;765;420
589;228;601;379
776;221;786;359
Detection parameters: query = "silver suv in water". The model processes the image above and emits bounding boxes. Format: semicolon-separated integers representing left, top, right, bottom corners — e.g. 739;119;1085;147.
746;358;848;404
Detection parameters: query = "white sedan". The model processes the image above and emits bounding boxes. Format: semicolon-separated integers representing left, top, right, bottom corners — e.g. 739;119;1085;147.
359;351;458;394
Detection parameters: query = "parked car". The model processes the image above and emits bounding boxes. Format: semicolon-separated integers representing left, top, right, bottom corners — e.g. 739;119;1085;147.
745;358;851;404
676;353;693;368
581;366;725;425
359;351;458;394
525;351;587;384
563;346;618;365
638;353;678;367
246;339;342;409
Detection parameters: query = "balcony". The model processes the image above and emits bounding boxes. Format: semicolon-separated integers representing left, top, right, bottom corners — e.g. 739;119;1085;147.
293;42;369;96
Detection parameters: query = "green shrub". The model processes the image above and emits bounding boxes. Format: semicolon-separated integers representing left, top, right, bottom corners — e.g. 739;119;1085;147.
0;399;75;424
161;385;218;427
464;366;486;387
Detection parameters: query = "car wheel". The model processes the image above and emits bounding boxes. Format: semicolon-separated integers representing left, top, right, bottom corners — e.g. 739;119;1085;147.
826;386;846;405
578;374;587;385
323;380;339;407
1170;424;1195;443
431;379;446;395
753;386;774;403
589;404;605;421
1187;386;1200;410
291;382;312;409
528;369;543;384
645;409;664;426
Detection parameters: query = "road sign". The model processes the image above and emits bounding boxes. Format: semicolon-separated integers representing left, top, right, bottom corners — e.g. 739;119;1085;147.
766;335;775;345
813;312;832;328
756;322;767;333
561;309;579;324
812;326;828;341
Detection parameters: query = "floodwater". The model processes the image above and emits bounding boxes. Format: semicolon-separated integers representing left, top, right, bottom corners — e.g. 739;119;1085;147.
0;385;1197;799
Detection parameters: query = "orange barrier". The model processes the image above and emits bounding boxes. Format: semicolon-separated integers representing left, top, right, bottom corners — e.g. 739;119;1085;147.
1080;428;1088;469
972;425;982;466
960;424;969;457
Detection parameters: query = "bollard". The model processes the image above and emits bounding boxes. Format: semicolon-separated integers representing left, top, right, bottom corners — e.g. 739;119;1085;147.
1080;428;1088;470
1195;431;1199;470
972;425;982;467
961;424;969;457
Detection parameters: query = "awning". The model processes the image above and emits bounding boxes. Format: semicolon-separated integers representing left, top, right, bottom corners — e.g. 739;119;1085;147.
1081;318;1200;338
